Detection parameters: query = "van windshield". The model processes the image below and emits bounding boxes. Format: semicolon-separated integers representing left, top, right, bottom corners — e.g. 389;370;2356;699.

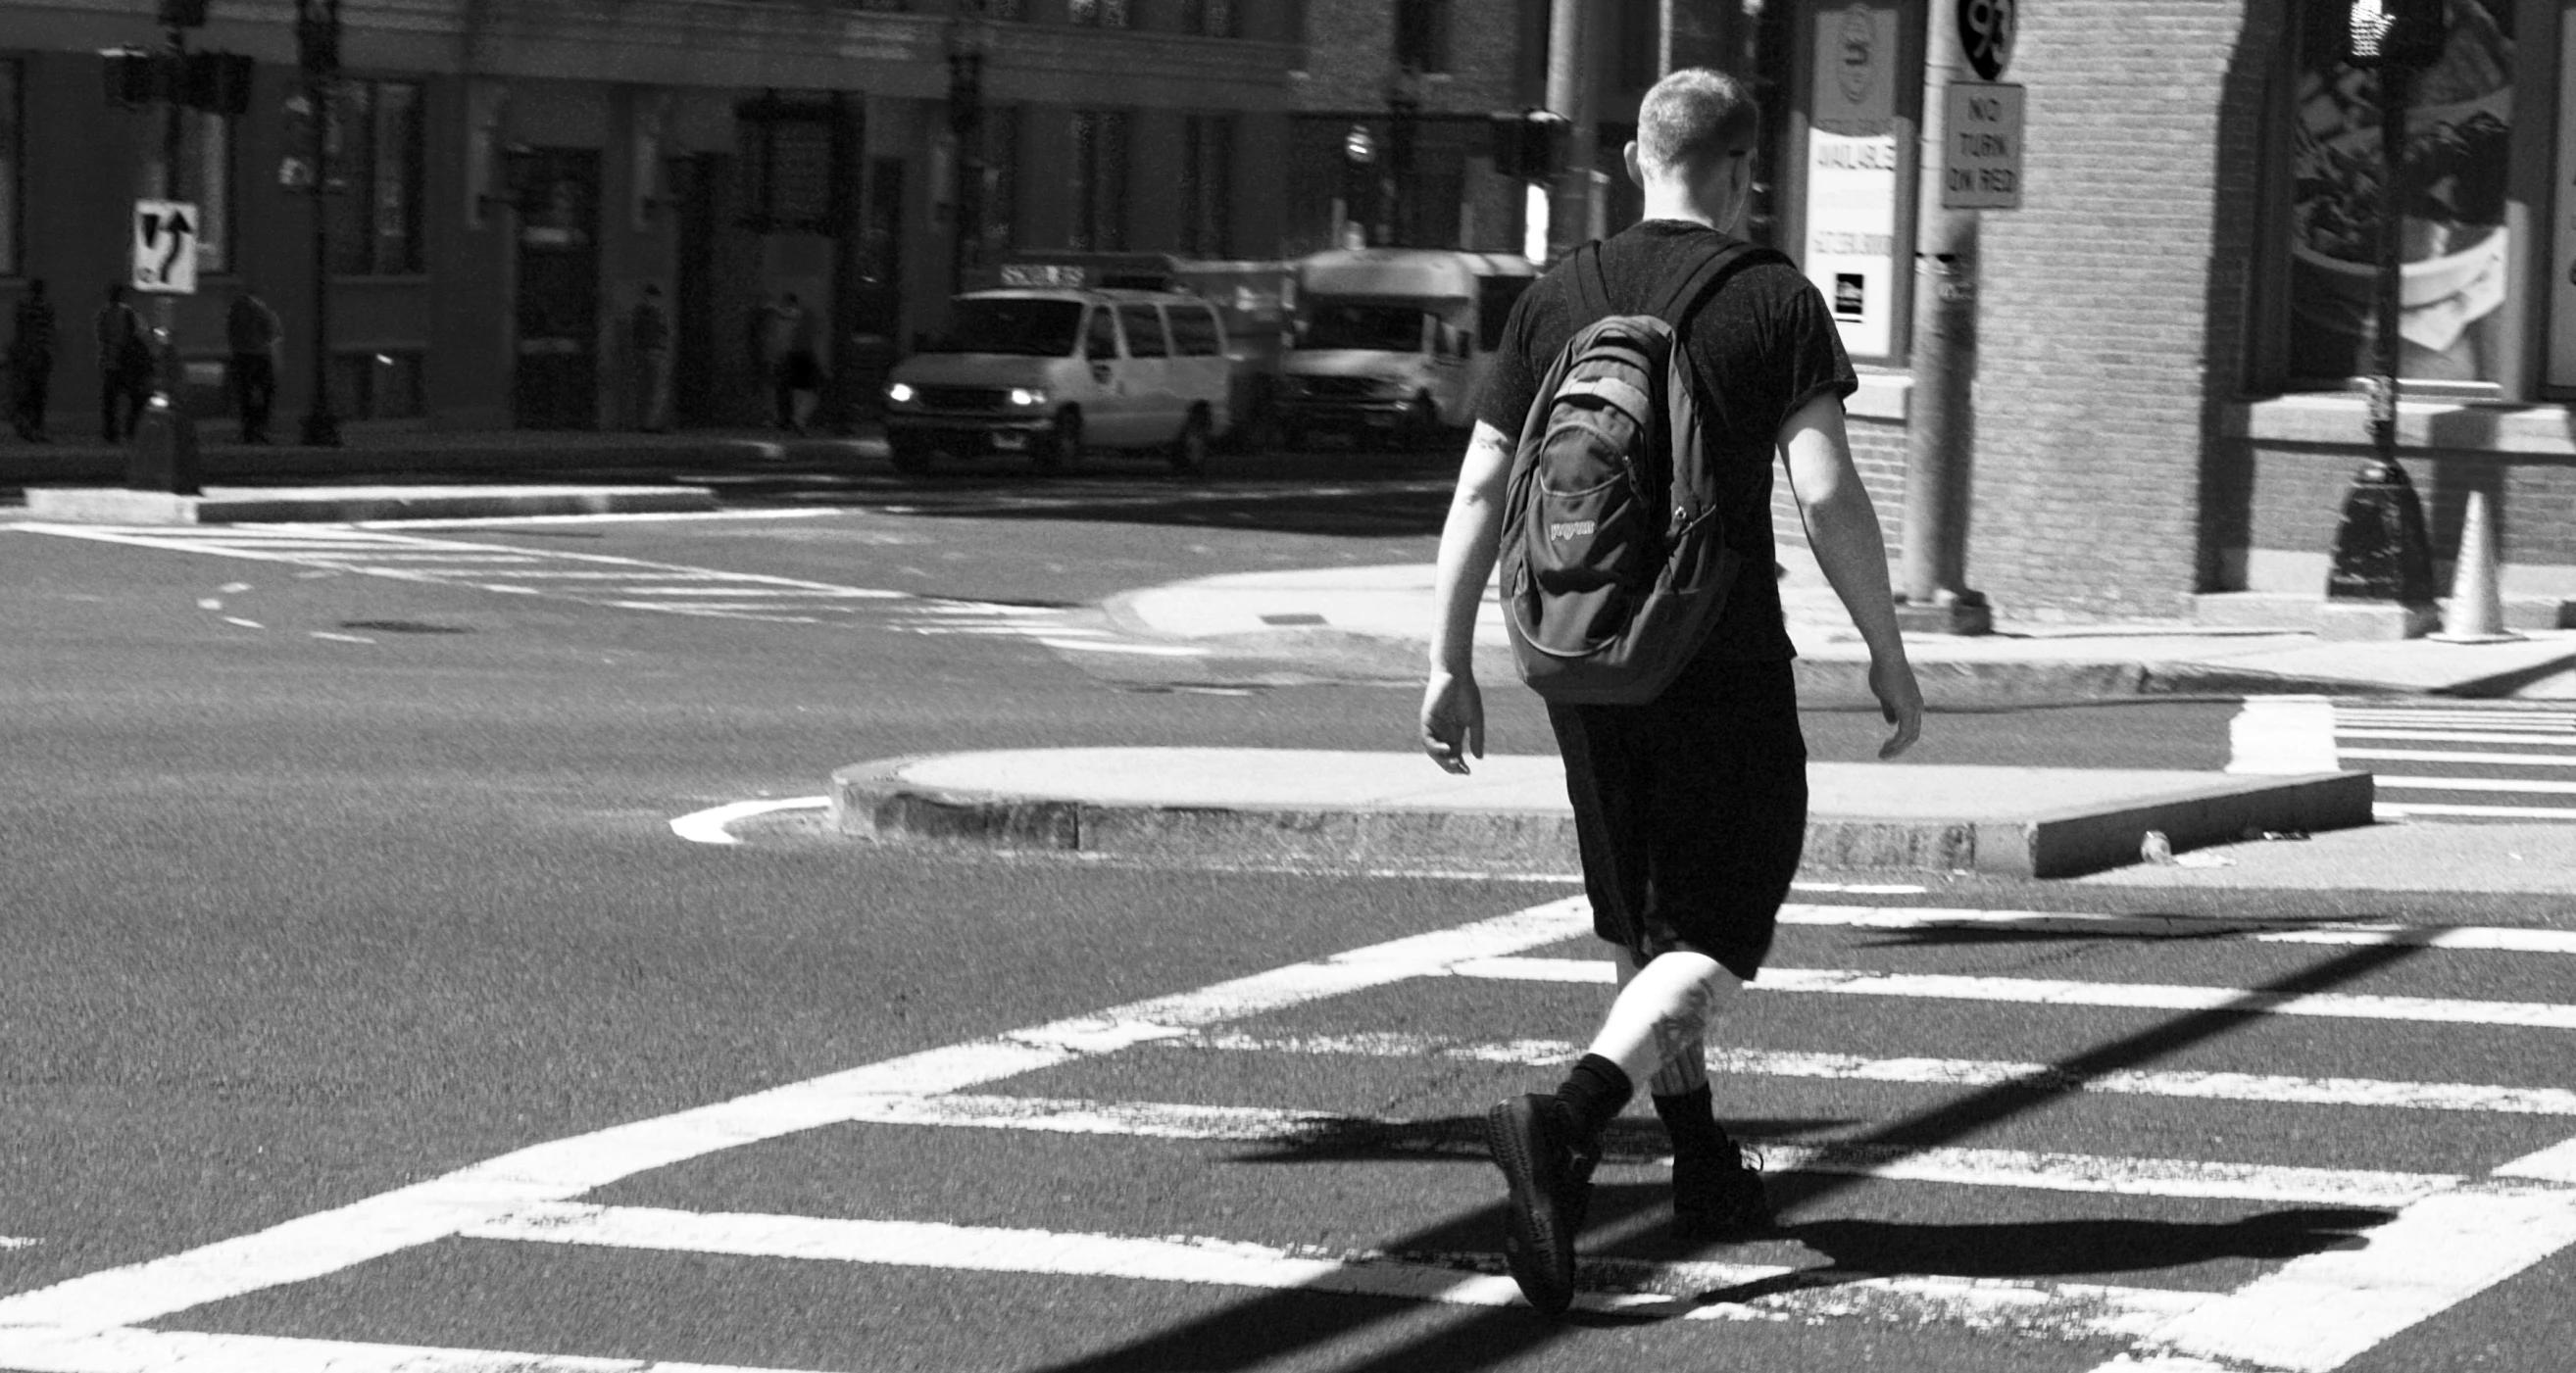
1295;302;1428;353
934;298;1086;356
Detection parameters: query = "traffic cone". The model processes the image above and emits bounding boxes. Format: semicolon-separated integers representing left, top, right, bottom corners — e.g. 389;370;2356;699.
2432;489;2522;643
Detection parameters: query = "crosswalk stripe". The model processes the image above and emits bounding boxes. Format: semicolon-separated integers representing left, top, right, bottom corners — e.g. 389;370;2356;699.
1449;958;2576;1030
2378;802;2576;820
1181;1032;2576;1115
2340;729;2576;746
2342;748;2576;766
465;1201;2210;1337
1777;904;2576;954
0;1326;823;1373
0;899;1591;1330
825;1093;2469;1206
2379;775;2576;795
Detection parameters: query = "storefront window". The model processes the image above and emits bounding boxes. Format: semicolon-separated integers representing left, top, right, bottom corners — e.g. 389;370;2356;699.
2287;0;2515;386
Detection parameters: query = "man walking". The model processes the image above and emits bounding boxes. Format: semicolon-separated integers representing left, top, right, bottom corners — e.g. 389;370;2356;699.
629;282;671;432
94;282;150;444
1418;68;1922;1316
10;277;57;442
226;287;283;444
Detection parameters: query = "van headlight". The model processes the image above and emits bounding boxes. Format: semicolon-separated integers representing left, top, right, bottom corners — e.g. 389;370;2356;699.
885;381;917;406
1007;387;1048;409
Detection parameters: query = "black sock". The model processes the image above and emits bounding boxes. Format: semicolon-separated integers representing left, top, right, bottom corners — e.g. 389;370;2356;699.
1554;1054;1633;1144
1651;1085;1730;1157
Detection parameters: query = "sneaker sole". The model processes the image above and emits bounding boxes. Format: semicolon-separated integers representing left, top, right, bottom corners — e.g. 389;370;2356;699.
1484;1098;1576;1316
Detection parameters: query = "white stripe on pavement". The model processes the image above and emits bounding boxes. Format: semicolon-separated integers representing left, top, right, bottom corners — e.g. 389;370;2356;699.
668;797;831;845
2377;803;2576;820
464;1201;2209;1338
1776;904;2576;955
0;1326;829;1373
1450;958;2576;1030
2378;775;2576;795
1182;1031;2576;1115
2342;747;2576;766
0;898;1589;1331
824;1093;2470;1206
2340;730;2576;747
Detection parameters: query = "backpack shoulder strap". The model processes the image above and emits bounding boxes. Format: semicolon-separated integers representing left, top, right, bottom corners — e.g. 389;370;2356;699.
1567;241;1613;323
1652;239;1779;331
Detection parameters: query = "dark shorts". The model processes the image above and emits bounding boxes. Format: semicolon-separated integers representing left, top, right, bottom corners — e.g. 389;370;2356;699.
1546;656;1808;982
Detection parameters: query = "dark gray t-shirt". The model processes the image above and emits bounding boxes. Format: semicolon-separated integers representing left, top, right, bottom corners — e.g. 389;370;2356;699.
1474;220;1858;662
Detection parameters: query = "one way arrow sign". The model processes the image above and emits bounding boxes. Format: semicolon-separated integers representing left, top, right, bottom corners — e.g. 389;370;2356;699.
132;199;201;295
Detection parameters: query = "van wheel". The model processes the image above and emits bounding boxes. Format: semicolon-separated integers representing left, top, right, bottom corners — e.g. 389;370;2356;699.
1169;407;1212;478
1036;409;1082;474
889;438;934;475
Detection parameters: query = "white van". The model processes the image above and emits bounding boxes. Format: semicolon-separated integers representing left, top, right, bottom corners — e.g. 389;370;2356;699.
883;287;1234;475
1274;249;1538;449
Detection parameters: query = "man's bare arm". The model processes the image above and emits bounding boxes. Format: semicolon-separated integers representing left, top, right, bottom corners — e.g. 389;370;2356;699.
1781;394;1921;758
1419;420;1516;771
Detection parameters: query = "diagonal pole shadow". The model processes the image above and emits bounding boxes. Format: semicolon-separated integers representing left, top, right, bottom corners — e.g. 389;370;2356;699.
1032;938;2428;1373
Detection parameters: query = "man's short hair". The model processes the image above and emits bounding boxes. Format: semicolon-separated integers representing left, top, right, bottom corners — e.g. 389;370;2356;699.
1637;68;1759;178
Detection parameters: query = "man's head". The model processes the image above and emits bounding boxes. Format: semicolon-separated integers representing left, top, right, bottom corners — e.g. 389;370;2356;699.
104;282;125;305
643;282;663;299
1626;68;1760;229
27;278;44;299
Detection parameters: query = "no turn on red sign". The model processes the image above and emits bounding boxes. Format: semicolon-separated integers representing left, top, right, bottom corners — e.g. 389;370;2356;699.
1941;82;2024;210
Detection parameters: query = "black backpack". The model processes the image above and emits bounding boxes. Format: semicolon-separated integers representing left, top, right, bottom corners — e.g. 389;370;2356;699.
1499;238;1783;705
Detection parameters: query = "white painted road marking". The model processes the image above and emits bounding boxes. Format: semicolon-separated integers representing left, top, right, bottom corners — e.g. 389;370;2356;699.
667;796;831;845
470;1201;2207;1336
0;898;1589;1336
3;893;2571;1371
1183;1031;2576;1115
1777;903;2576;955
1453;958;2576;1030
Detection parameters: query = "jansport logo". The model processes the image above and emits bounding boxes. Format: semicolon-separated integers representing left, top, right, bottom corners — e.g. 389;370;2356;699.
1548;520;1596;542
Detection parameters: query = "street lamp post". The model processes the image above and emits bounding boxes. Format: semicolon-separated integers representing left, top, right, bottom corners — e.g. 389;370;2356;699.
947;2;996;293
295;0;341;448
2323;0;2446;624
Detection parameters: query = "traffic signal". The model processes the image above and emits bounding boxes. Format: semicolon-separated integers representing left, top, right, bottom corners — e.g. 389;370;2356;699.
183;51;255;116
1487;109;1568;181
101;47;160;109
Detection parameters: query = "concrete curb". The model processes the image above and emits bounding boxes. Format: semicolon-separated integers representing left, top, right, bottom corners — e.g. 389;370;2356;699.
19;484;719;524
828;753;2375;879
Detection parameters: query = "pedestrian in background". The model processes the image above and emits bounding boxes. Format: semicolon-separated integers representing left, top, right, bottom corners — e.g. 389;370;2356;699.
761;290;822;434
630;282;671;433
9;277;56;442
93;282;150;444
1419;68;1921;1316
226;286;283;444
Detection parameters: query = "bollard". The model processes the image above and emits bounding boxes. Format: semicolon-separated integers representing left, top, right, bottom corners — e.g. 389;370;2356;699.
2324;459;2436;637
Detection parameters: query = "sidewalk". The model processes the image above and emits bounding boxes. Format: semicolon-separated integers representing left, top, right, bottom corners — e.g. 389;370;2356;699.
1104;557;2576;702
827;745;2576;893
0;420;883;492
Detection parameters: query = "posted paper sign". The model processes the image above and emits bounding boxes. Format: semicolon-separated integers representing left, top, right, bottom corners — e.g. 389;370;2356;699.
1805;131;1900;360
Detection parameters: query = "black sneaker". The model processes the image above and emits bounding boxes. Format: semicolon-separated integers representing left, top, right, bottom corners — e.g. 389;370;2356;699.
1484;1094;1598;1315
1671;1141;1772;1241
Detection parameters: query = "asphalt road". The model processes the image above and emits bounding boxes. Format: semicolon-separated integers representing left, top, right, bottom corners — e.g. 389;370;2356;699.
4;460;2571;1373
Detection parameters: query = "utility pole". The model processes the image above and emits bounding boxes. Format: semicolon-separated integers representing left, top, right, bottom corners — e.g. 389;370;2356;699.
1897;1;1994;635
296;0;342;447
1542;0;1595;261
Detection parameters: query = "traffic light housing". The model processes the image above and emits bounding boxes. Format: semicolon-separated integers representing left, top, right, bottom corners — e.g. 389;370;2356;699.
1487;109;1568;181
183;51;255;116
101;48;162;109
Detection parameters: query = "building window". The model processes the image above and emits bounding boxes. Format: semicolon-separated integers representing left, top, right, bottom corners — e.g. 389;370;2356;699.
331;349;424;419
1394;0;1449;73
326;78;425;276
1070;0;1129;27
1184;0;1234;37
2285;0;2514;388
1179;115;1232;256
1068;109;1127;251
0;61;21;276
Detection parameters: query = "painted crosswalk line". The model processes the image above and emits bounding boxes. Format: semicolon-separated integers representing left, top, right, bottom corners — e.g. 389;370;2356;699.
2226;697;2576;822
3;894;2572;1373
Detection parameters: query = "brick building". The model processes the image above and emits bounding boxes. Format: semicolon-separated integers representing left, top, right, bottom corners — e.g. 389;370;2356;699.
0;0;1297;434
